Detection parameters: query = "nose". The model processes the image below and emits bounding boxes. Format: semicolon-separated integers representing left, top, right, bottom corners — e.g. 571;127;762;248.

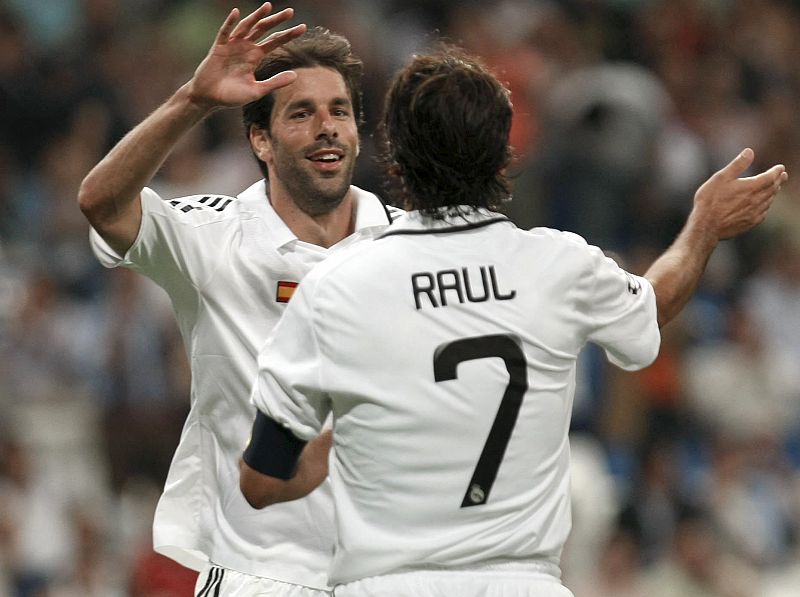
315;111;338;139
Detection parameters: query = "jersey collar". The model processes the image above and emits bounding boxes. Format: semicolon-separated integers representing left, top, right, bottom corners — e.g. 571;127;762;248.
238;180;392;250
380;207;511;238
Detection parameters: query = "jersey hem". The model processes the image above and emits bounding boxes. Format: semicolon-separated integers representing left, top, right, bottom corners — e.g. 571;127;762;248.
154;543;208;572
333;557;562;587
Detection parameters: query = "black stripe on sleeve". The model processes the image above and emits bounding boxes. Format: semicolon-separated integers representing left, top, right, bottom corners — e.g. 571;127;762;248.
243;412;307;480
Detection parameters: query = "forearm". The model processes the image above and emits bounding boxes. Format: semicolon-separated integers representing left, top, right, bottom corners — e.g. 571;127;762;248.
77;82;214;252
645;211;718;328
294;428;332;495
240;430;331;508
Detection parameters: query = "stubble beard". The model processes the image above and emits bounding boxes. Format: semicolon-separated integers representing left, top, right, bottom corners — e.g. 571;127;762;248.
271;146;355;217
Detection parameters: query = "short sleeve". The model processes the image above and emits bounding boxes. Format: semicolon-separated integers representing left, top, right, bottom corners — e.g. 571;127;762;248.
88;187;229;290
585;249;660;371
250;281;331;441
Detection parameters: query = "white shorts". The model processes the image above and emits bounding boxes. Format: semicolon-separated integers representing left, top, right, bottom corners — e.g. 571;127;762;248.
195;564;332;597
333;567;575;597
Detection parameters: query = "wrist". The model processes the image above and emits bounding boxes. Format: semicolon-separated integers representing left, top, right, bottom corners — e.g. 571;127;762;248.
174;80;219;120
684;208;720;253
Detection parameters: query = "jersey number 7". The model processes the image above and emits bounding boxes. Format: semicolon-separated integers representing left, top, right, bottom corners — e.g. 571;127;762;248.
433;333;528;508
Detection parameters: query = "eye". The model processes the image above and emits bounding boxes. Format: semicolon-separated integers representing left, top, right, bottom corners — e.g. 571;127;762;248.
332;107;350;118
291;110;311;120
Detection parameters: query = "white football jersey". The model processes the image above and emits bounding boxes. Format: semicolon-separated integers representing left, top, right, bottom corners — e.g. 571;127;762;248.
251;208;660;585
90;180;401;588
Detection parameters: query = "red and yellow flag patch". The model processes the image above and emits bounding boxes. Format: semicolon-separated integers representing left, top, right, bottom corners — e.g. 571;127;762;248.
276;281;298;303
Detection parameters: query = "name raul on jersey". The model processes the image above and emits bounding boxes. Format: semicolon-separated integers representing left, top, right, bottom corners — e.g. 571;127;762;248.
412;265;516;310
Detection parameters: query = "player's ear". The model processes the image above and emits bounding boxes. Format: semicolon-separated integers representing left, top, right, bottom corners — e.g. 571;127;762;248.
250;125;273;166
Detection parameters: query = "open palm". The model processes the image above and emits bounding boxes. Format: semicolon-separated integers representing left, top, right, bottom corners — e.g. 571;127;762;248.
188;3;306;109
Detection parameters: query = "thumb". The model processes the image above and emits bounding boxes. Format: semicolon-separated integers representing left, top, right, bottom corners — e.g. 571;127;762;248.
719;147;755;181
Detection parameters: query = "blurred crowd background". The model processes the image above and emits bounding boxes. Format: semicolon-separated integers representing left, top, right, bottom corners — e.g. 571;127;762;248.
2;0;800;595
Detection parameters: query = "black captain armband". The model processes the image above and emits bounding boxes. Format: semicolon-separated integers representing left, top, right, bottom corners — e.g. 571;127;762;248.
243;412;307;480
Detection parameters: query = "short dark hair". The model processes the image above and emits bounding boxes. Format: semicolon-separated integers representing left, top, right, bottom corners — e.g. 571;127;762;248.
242;27;364;178
377;45;513;218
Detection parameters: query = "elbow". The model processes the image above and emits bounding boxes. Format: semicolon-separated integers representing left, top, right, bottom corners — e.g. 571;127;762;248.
240;488;273;510
240;482;278;510
78;176;101;221
77;174;120;225
77;177;99;219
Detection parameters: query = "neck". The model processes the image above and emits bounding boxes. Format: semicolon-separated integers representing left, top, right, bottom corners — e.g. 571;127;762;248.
268;184;355;248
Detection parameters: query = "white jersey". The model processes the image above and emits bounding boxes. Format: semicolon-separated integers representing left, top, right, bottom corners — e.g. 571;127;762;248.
90;180;401;588
251;208;660;586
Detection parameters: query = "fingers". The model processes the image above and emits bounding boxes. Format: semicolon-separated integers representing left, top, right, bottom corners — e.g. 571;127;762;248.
258;23;307;50
751;195;774;228
758;195;775;219
247;8;298;42
214;8;241;45
231;2;273;39
743;163;787;192
747;168;782;226
214;4;302;51
770;168;788;194
778;170;789;191
255;70;298;96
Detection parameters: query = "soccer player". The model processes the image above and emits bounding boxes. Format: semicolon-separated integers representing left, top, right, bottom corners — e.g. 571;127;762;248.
240;46;787;596
78;4;400;596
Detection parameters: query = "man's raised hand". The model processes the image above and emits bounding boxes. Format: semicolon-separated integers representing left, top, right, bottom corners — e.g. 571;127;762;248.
693;148;787;242
187;3;307;111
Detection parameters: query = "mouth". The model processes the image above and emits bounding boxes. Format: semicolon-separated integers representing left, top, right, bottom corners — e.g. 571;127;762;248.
306;148;346;172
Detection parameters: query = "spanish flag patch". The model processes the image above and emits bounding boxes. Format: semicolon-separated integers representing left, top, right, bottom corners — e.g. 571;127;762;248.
276;281;298;303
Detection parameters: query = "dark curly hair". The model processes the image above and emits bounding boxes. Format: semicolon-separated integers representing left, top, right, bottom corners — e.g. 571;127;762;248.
242;27;364;179
376;45;513;218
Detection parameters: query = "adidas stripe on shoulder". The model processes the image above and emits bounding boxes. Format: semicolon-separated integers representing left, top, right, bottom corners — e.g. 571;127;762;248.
166;194;236;214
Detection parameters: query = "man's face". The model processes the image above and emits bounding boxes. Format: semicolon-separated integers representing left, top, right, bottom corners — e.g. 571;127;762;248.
259;66;359;216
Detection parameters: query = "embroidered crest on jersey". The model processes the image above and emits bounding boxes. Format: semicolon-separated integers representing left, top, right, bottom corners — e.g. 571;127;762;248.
167;195;235;213
625;272;641;295
276;281;298;303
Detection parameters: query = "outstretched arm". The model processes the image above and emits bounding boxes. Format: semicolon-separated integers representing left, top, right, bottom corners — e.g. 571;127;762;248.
77;3;306;255
645;148;787;328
